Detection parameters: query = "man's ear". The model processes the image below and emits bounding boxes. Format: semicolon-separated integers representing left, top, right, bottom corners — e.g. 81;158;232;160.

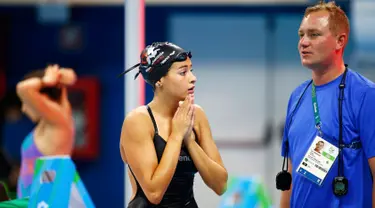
336;33;347;51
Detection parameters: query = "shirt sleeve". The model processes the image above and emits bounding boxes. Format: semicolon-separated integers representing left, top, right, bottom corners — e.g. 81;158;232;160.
359;87;375;159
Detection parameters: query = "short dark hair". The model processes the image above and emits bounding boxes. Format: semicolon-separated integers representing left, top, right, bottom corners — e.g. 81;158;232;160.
22;69;62;102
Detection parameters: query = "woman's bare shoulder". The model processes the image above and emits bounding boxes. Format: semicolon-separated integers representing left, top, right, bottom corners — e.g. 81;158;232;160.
124;105;150;122
121;105;153;141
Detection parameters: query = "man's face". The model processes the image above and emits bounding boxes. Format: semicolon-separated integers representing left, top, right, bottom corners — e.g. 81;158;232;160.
317;141;324;150
298;11;338;70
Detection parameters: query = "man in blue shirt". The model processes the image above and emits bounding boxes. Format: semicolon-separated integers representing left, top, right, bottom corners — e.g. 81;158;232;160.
279;1;375;208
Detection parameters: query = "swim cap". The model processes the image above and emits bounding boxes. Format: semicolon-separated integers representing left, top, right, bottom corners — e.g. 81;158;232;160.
118;42;192;86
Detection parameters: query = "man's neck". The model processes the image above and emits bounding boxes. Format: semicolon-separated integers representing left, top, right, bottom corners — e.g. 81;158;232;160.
311;61;346;86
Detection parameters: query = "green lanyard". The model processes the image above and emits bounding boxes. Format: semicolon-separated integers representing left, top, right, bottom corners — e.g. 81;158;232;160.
311;83;323;136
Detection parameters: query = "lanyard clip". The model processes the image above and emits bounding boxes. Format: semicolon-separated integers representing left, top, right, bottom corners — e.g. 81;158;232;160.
315;123;323;136
315;123;321;130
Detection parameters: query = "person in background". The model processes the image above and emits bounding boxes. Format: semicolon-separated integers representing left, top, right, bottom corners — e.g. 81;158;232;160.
16;65;77;198
0;89;34;195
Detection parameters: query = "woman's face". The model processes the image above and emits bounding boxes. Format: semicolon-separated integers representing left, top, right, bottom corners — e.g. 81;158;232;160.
158;58;197;100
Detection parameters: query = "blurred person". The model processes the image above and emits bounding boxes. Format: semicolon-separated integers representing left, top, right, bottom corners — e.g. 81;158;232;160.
16;65;77;198
0;90;34;194
119;42;228;207
0;95;14;190
1;89;33;163
0;144;11;194
277;1;375;208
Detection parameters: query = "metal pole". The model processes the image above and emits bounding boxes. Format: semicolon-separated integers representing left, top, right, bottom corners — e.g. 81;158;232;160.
124;0;145;207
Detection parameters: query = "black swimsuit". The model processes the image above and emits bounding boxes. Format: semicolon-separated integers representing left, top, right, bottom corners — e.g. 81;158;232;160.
127;106;199;208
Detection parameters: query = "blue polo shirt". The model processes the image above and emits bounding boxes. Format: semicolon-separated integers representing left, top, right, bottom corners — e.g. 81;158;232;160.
281;68;375;208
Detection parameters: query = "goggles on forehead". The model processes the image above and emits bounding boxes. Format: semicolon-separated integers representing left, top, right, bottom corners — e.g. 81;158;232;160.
173;51;192;63
117;51;192;80
151;51;192;68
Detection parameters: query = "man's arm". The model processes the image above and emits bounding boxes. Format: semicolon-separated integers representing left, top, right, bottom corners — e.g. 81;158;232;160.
358;87;375;207
280;158;293;208
279;91;295;208
368;159;375;208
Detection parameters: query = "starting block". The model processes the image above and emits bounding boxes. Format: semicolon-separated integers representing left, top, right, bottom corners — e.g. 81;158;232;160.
28;156;95;208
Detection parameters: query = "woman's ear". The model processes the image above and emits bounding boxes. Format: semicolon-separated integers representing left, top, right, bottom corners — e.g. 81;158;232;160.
156;77;165;88
155;81;162;88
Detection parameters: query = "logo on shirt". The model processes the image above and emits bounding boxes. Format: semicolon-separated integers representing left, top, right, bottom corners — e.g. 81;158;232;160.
179;156;191;162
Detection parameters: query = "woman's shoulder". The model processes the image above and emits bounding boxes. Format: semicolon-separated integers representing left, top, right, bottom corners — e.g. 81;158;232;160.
122;105;153;132
193;104;207;122
125;105;150;120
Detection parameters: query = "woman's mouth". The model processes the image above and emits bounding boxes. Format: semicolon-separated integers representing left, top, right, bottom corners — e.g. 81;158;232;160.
188;86;195;94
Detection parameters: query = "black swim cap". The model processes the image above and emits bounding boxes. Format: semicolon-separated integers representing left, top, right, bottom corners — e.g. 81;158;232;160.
118;42;192;86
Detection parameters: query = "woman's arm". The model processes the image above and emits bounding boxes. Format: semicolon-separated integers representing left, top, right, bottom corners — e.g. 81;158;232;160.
121;98;193;204
16;65;70;126
59;68;77;86
184;104;228;195
58;68;77;115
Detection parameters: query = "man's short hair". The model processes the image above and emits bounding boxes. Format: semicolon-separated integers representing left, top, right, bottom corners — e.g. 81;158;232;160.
304;1;350;39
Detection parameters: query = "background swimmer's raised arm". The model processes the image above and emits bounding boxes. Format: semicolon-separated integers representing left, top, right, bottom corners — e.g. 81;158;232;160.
120;95;195;205
16;65;76;126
